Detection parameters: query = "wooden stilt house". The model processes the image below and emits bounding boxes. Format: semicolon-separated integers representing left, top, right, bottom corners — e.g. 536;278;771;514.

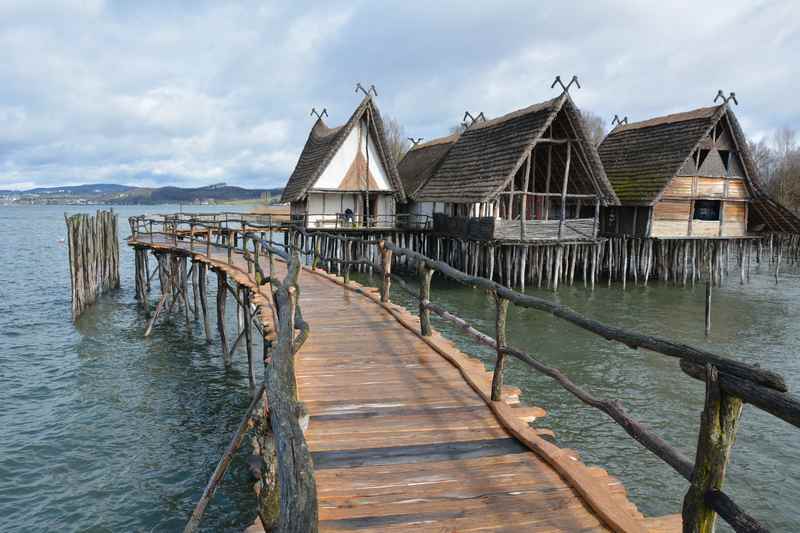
598;102;800;238
404;93;619;242
281;95;406;228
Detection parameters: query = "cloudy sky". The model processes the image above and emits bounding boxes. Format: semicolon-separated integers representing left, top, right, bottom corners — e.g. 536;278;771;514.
1;0;798;190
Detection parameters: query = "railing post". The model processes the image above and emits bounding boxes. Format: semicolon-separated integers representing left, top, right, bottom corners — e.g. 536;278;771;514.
254;235;261;282
190;222;195;250
311;237;320;271
490;291;509;401
379;240;392;303
227;231;233;264
206;228;212;257
704;281;712;337
245;236;253;274
343;240;352;284
418;260;433;336
149;220;154;242
682;365;743;533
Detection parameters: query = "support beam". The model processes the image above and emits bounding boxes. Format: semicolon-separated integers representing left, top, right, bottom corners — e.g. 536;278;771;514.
198;263;212;344
216;269;231;365
520;153;531;240
244;289;256;390
558;141;572;240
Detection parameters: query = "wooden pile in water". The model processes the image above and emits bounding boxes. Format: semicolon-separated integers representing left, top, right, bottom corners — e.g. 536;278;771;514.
291;229;800;292
65;210;120;319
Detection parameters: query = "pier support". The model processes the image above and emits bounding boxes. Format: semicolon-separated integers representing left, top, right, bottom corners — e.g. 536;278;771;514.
198;263;212;344
216;269;231;365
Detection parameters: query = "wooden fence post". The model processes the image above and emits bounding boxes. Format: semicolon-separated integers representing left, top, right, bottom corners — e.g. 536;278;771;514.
704;281;712;337
344;240;351;284
227;231;233;264
379;241;392;303
418;261;433;336
490;292;510;401
682;365;743;533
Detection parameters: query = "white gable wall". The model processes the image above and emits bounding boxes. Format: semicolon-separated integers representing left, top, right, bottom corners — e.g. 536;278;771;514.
311;118;392;191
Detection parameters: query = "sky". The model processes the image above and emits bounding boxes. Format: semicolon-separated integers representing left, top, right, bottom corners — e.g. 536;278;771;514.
1;0;798;190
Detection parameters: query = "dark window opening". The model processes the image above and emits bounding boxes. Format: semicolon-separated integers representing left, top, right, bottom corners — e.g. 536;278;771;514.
697;149;710;169
693;200;721;221
719;150;730;172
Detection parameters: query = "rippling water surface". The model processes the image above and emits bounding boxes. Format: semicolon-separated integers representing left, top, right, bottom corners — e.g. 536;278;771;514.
0;205;259;532
2;204;799;531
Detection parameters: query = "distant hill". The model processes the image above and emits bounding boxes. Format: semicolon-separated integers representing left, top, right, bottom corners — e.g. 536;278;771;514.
1;183;132;195
0;183;284;205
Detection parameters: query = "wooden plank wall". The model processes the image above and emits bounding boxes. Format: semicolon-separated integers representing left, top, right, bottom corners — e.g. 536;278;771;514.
651;175;750;238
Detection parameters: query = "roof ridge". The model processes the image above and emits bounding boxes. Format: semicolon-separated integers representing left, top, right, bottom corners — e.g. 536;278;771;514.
409;133;460;151
611;105;722;134
466;95;563;132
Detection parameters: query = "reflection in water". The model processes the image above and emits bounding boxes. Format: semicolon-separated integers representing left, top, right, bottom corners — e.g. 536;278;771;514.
352;261;800;531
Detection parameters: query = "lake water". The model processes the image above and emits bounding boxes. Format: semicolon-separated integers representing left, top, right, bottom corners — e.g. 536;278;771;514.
0;205;260;532
1;204;798;531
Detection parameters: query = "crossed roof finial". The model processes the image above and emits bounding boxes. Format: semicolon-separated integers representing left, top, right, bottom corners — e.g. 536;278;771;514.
310;107;328;120
355;83;378;97
611;114;628;127
407;137;424;147
714;90;738;106
462;111;486;129
551;75;580;93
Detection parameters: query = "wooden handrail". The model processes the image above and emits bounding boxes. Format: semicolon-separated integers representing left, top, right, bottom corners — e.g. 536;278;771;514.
130;215;318;533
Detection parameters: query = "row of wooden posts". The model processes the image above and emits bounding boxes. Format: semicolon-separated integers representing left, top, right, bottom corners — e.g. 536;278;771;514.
128;216;318;533
286;224;799;533
65;210;120;319
289;229;800;293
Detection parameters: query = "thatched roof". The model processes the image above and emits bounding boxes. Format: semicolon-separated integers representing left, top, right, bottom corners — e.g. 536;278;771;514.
281;96;405;203
598;106;722;204
415;94;618;204
397;134;458;199
599;103;800;233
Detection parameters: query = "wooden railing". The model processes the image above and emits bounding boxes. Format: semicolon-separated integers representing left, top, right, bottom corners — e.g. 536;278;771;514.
128;215;318;533
289;212;431;230
286;226;799;533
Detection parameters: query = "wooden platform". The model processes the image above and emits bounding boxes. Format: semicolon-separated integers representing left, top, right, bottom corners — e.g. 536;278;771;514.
130;235;680;532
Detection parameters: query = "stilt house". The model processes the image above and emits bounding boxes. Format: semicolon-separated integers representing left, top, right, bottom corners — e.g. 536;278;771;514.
401;93;619;242
598;102;800;238
281;96;406;228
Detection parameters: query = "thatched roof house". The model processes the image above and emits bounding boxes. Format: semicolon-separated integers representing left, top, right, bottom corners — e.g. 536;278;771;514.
282;95;405;228
598;102;800;237
399;93;618;241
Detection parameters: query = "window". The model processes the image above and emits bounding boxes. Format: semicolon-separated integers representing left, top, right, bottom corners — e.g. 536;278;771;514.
693;200;721;221
719;150;730;172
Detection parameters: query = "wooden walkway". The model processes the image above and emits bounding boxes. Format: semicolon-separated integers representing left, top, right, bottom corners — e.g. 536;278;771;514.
131;235;679;532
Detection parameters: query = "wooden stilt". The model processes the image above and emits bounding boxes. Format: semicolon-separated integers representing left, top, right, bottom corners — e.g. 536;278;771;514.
199;263;212;344
217;270;231;365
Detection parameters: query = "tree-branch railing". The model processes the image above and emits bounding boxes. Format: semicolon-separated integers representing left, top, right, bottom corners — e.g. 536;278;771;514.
285;227;794;533
129;215;318;533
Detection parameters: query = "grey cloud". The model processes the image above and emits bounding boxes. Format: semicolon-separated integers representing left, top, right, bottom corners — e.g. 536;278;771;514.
0;0;798;190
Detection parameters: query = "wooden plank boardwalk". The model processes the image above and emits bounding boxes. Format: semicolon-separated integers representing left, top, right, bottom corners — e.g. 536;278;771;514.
131;235;680;532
